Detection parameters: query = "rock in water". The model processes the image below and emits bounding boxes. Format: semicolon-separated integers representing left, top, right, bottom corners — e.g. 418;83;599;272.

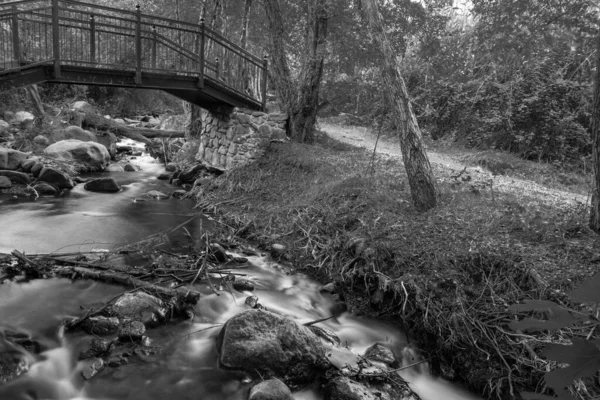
364;342;397;367
32;183;57;196
0;149;28;170
38;167;74;189
82;317;120;335
44;139;110;171
232;279;254;292
0;170;31;184
0;176;11;188
146;190;169;199
84;178;121;193
117;320;146;342
216;309;327;384
110;292;167;327
324;377;380;400
105;164;124;172
249;378;294;400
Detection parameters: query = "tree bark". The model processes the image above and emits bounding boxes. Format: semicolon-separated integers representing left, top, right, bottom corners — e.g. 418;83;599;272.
361;0;437;211
240;0;253;50
589;28;600;233
26;84;45;119
263;0;330;143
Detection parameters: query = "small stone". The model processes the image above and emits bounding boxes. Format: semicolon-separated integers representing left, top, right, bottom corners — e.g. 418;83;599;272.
0;176;11;188
117;320;146;342
245;295;260;308
364;342;397;367
30;162;44;177
210;243;228;262
232;256;248;263
107;354;129;367
84;178;121;193
157;172;172;180
105;164;124;172
172;190;187;199
14;111;34;123
81;358;105;380
165;163;177;171
270;243;286;255
232;280;254;292
249;378;294;400
38;167;74;189
80;339;114;359
32;182;57;196
123;164;135;172
83;316;120;335
20;159;36;172
33;135;49;146
320;283;335;293
146;190;169;199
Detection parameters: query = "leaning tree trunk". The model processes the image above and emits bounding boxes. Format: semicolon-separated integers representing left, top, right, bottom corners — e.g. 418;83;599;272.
361;0;437;211
263;0;329;143
589;29;600;233
26;84;45;120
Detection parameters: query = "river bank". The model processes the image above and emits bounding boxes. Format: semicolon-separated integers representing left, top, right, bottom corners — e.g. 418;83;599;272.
188;124;600;399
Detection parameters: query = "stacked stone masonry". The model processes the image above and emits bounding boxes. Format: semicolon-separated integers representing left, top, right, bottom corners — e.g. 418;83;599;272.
192;108;287;170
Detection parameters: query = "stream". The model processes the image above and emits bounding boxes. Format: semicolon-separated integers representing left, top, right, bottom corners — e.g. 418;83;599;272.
0;145;480;400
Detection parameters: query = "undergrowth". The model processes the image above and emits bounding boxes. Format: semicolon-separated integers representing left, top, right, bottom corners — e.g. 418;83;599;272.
189;136;600;400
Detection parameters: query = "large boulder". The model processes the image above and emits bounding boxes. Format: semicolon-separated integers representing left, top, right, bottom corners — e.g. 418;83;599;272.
110;292;167;327
0;149;28;170
84;178;120;193
95;131;118;158
44;140;110;171
216;310;327;384
59;126;97;142
38;167;74;189
0;170;31;184
249;378;294;400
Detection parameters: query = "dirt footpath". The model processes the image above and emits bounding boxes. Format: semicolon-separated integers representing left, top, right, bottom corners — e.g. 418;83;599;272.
319;122;588;208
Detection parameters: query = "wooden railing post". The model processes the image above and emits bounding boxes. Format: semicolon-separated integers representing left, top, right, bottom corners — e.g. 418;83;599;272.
135;4;142;84
11;6;20;66
52;0;60;78
151;26;156;69
197;18;204;89
90;14;96;64
215;57;220;80
261;54;268;110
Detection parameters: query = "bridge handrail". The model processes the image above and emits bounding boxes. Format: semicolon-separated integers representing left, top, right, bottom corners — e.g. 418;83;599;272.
0;0;268;108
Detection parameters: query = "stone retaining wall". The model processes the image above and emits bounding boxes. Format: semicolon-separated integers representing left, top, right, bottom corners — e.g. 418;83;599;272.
192;108;287;170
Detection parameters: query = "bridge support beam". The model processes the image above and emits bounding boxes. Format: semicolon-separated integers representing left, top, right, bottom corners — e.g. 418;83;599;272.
184;107;288;170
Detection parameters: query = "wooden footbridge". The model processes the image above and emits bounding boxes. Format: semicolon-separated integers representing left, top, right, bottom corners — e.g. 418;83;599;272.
0;0;267;111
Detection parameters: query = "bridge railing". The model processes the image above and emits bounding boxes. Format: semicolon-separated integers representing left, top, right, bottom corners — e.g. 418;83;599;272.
0;0;267;107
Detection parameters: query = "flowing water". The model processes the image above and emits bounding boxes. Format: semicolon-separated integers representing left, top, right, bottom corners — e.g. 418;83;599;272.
0;144;481;400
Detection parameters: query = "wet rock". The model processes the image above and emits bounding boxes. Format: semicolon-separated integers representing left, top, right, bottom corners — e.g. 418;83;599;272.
60;126;97;142
232;280;254;292
216;310;327;384
210;243;228;262
111;292;167;327
146;190;169;199
249;378;294;400
364;343;396;367
172;190;187;199
117;320;146;342
171;178;181;186
325;377;379;400
44;139;110;171
81;358;105;380
308;326;340;346
178;164;206;183
245;295;260;308
270;244;286;256
232;256;248;263
123;164;135;172
107;354;129;367
0;148;28;170
321;283;335;293
38;167;74;189
96;130;118;158
0;176;11;188
30;162;44;177
82;316;120;335
165;162;177;172
3;330;43;354
32;182;58;196
105;164;125;172
0;352;29;384
74;176;88;184
0;120;9;131
157;172;172;180
33;135;49;146
80;339;115;359
14;111;34;124
0;170;31;184
71;101;95;113
84;177;121;193
20;158;37;172
116;145;133;153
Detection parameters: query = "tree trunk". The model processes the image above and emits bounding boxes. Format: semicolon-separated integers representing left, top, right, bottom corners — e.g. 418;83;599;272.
589;29;600;233
361;0;437;211
263;0;330;143
26;84;45;119
239;0;253;50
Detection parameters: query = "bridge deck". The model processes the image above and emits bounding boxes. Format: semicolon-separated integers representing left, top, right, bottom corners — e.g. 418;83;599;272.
0;0;267;111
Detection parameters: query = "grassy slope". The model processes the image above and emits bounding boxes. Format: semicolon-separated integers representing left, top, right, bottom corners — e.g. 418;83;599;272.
190;127;600;400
